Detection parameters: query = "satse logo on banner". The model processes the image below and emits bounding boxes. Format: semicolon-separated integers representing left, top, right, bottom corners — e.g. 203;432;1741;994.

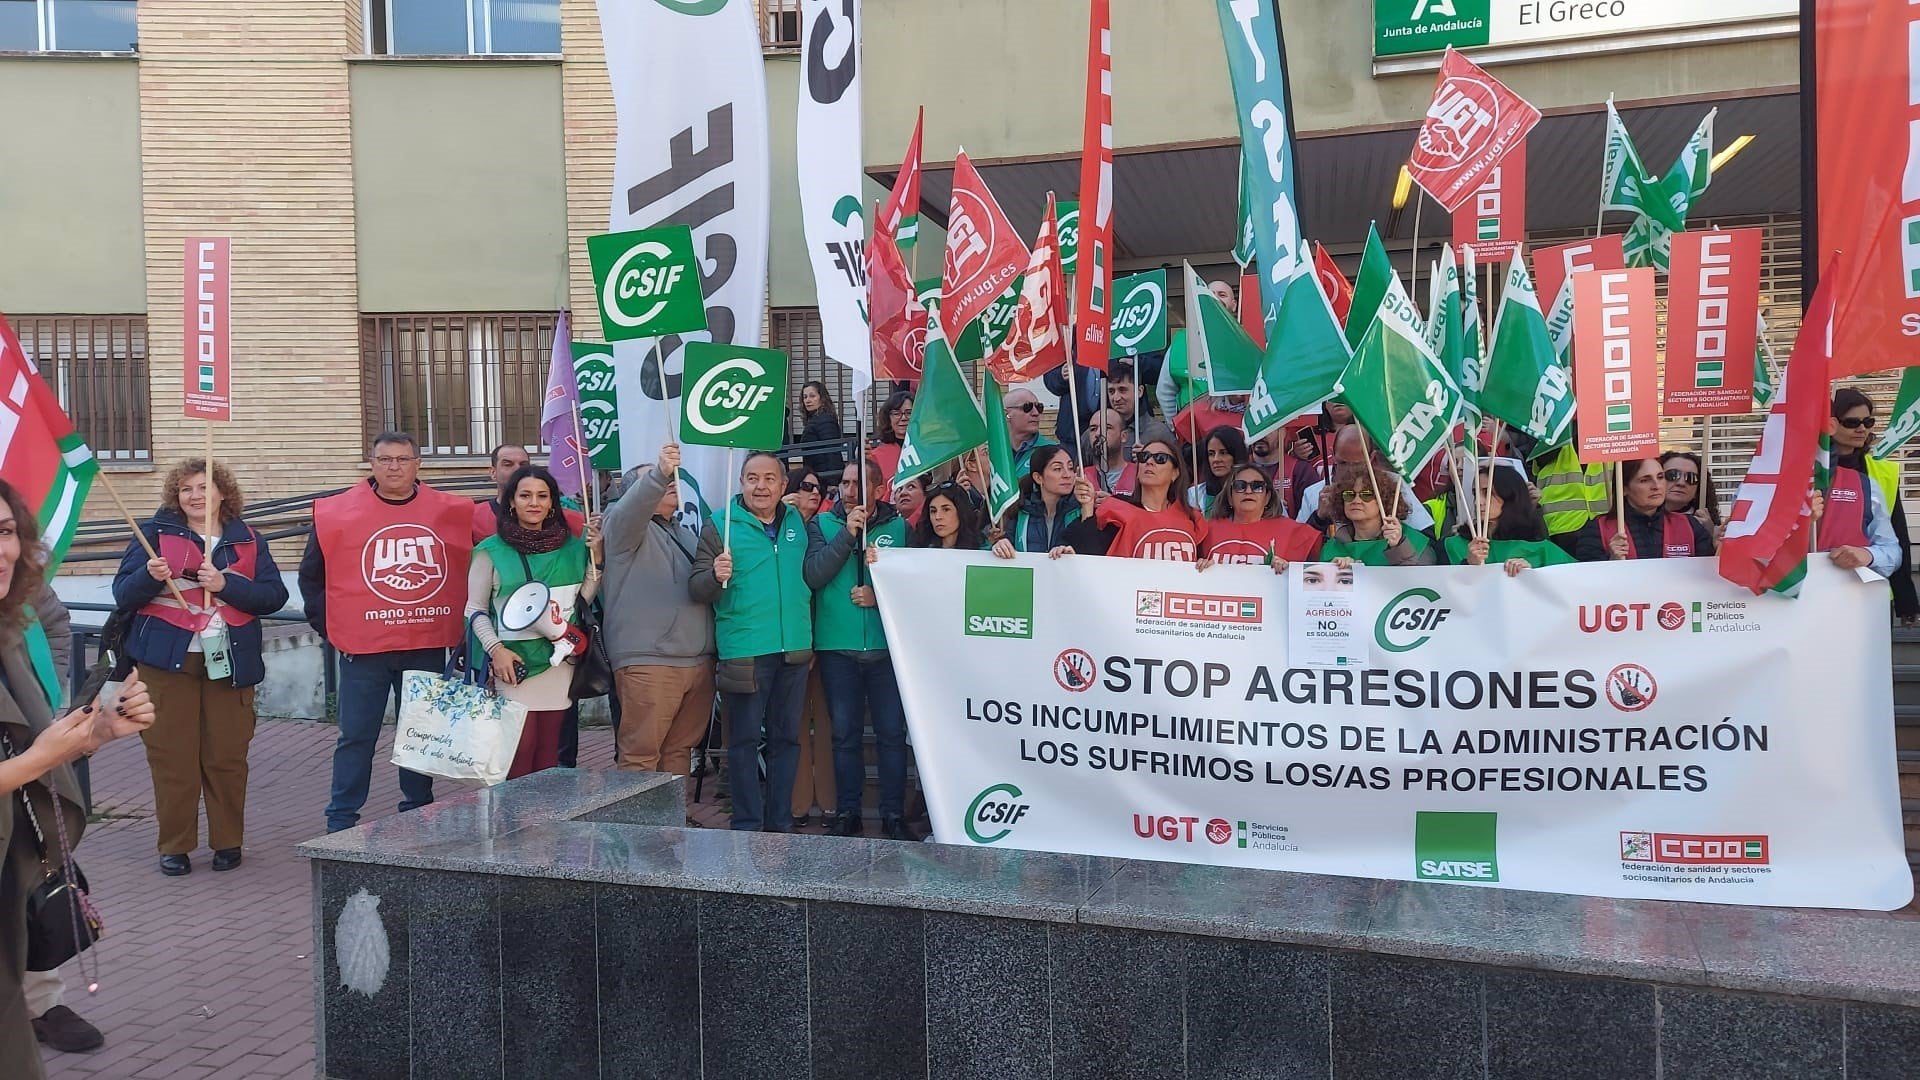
964;564;1034;639
1414;810;1499;882
361;524;448;606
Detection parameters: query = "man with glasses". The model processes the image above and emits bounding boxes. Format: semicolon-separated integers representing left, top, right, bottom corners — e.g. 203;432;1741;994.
472;443;584;542
301;432;476;833
1004;387;1058;475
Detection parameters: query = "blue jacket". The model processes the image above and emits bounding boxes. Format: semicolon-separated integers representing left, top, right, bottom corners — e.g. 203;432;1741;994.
112;509;289;687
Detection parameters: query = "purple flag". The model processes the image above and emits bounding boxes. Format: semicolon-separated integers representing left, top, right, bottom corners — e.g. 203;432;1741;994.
541;310;586;495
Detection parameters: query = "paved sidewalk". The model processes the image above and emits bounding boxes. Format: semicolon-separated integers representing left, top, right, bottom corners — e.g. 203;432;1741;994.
43;718;615;1080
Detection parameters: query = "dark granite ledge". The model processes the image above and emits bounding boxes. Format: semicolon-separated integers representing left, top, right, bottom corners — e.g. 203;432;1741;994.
300;769;1920;1010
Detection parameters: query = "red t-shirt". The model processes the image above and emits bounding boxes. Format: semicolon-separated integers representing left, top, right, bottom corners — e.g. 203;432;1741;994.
1095;498;1206;561
1200;517;1323;565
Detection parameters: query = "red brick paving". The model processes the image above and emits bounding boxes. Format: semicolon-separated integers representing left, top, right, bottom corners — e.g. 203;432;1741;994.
43;718;616;1080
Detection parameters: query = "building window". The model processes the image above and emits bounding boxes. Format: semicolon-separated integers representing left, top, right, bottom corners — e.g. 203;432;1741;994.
768;307;884;441
760;0;800;51
0;0;137;53
370;0;559;56
361;312;558;459
11;316;150;462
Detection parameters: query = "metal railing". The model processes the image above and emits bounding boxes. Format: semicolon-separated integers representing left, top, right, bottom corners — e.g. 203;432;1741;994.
61;602;338;709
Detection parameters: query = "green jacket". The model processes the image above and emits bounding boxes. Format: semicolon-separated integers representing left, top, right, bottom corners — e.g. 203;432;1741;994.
1442;535;1578;569
806;507;908;653
690;498;817;660
1321;527;1434;567
476;534;589;681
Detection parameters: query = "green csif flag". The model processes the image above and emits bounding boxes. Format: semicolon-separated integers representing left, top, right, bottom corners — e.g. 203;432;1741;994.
1214;0;1352;445
894;310;987;488
1345;224;1398;351
1185;261;1262;398
1424;244;1471;426
982;374;1021;521
1874;364;1920;458
1602;100;1716;271
1343;269;1463;479
1480;256;1575;449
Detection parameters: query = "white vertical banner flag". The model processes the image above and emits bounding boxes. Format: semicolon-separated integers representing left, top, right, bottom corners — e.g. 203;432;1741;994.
798;0;872;418
597;0;770;516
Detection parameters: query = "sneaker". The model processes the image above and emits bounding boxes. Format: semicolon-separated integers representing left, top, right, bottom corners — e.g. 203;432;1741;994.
33;1006;104;1053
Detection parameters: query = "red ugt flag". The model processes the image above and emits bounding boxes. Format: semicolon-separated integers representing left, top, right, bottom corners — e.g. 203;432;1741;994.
1719;274;1836;595
1408;48;1540;214
868;231;926;381
987;194;1071;385
941;152;1028;349
1313;243;1354;326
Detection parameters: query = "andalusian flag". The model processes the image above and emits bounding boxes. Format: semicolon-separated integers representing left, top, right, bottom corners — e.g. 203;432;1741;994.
0;315;96;569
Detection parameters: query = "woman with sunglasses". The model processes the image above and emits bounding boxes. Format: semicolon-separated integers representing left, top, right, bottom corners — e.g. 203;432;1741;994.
1320;461;1436;567
1446;463;1574;576
1092;437;1208;561
992;445;1100;559
1573;459;1716;561
1815;388;1910;590
1197;464;1322;572
784;466;826;521
1186;425;1247;513
907;481;988;551
1658;450;1722;535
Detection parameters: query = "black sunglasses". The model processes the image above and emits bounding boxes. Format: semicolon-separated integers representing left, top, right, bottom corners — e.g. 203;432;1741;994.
796;481;821;493
1838;416;1877;430
1010;401;1045;414
1132;450;1176;466
1663;469;1699;485
1231;479;1270;493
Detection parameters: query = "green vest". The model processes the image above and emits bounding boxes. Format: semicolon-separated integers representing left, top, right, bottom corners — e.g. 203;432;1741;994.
1534;445;1609;536
1321;529;1431;567
1442;535;1577;569
24;609;61;710
478;534;589;681
814;512;908;652
1012;435;1058;476
712;500;813;660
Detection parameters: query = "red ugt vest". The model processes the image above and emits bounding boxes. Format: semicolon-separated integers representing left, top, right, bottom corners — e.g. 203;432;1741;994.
314;481;474;654
137;530;261;632
1201;518;1323;565
1598;513;1695;559
1819;467;1872;551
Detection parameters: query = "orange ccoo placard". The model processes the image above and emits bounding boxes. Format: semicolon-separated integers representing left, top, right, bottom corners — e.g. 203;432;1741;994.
1571;267;1659;463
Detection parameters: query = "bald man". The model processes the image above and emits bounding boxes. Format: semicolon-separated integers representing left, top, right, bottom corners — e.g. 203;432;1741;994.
1004;386;1058;473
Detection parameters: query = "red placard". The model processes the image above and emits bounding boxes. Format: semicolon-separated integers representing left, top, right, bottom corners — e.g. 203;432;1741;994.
1665;229;1762;417
1533;234;1626;322
1814;0;1920;379
1572;267;1658;463
1238;270;1265;348
1450;139;1526;263
941;153;1029;350
1408;48;1541;214
182;237;231;421
1072;0;1114;370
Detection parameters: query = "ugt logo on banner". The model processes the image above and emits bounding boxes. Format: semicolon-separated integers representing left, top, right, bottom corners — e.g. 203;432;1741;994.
1109;270;1169;359
587;225;709;342
678;341;789;450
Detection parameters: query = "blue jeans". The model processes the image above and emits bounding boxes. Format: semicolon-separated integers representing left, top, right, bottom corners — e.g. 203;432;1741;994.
326;647;445;833
720;653;806;832
818;652;908;819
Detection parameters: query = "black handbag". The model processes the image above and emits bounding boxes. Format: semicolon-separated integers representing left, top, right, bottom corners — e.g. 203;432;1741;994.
0;730;100;972
568;596;615;700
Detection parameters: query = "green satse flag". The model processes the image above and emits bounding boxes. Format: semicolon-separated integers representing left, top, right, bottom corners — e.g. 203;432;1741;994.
1480;256;1576;449
1345;224;1397;351
1874;364;1920;457
982;374;1020;521
1459;245;1485;426
1185;261;1262;398
1342;270;1463;478
894;311;987;488
1231;155;1257;269
1213;0;1351;445
1424;244;1470;426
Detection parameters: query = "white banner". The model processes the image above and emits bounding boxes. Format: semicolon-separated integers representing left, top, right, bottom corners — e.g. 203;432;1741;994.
597;0;769;513
797;0;871;418
873;552;1913;910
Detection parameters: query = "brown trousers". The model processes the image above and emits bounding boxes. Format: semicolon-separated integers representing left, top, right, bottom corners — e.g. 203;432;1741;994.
614;662;714;778
139;657;257;854
791;666;835;817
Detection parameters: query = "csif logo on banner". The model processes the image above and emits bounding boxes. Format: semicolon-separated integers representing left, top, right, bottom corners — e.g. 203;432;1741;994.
965;782;1030;844
678;342;789;450
1375;587;1452;652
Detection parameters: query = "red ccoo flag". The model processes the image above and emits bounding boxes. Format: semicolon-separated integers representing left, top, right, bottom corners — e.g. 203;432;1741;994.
941;152;1028;349
1072;0;1113;371
868;227;926;381
876;107;923;253
1313;243;1354;326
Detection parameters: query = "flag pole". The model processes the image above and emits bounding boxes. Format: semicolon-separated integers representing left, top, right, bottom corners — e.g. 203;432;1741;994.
1409;191;1424;315
571;401;597;565
1356;426;1389;533
1615;461;1628;552
1482;419;1506;539
96;469;194;611
721;448;735;589
204;421;220;563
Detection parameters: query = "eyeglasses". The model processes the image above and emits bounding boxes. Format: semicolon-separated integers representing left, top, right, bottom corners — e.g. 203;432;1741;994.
1340;489;1378;503
372;456;417;466
1663;469;1699;484
796;481;821;493
1838;416;1878;430
1132;450;1176;466
1231;479;1270;493
1010;402;1044;414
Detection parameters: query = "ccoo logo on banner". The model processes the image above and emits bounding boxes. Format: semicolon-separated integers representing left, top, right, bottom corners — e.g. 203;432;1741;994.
871;551;1913;910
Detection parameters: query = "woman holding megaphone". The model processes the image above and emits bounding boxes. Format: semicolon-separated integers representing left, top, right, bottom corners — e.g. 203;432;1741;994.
466;465;603;779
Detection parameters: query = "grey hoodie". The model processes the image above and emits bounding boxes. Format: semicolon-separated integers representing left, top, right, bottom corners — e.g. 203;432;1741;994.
601;466;714;668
